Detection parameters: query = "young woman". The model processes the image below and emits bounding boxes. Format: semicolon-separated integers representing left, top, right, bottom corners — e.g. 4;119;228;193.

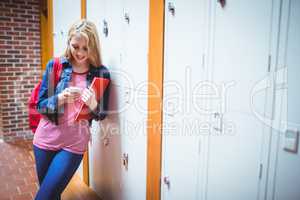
32;19;110;200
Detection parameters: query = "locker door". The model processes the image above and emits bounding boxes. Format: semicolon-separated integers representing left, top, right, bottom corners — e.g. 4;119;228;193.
87;1;123;200
119;0;149;199
121;0;149;86
53;0;81;57
87;0;149;199
120;87;148;200
273;0;300;199
86;0;108;61
206;1;273;200
161;1;207;199
86;1;107;194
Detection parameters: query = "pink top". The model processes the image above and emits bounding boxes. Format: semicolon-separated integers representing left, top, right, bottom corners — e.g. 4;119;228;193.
33;71;91;155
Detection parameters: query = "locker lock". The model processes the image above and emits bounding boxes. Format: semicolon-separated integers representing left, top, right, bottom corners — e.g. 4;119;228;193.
163;176;171;190
214;112;221;118
168;2;175;16
102;20;109;37
124;13;130;24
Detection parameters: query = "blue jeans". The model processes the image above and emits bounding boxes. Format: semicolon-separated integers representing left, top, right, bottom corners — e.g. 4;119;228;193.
33;145;83;200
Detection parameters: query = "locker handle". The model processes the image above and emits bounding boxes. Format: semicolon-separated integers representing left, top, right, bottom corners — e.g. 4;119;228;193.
163;176;171;189
218;0;226;8
124;13;130;24
102;20;108;37
213;112;223;133
214;112;221;118
168;2;175;16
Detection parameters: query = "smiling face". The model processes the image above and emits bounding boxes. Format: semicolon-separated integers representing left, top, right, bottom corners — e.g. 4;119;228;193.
64;20;102;67
69;34;89;66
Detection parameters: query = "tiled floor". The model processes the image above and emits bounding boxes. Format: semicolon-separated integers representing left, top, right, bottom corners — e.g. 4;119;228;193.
0;139;101;200
0;139;38;200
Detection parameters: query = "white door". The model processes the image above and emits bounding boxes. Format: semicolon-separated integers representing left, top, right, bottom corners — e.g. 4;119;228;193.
121;0;149;85
87;0;149;199
119;0;149;199
86;1;107;197
206;1;273;200
273;0;300;199
87;0;123;200
161;1;207;199
53;0;81;57
119;88;148;200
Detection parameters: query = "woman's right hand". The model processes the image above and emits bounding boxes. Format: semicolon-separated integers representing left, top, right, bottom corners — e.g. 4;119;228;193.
58;87;82;105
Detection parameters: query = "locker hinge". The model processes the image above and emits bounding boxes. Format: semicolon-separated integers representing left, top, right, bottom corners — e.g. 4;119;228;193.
198;139;201;155
122;153;129;171
163;176;171;190
267;55;271;72
259;164;263;179
202;54;205;69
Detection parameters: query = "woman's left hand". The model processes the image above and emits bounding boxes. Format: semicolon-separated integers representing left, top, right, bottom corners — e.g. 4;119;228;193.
81;88;98;111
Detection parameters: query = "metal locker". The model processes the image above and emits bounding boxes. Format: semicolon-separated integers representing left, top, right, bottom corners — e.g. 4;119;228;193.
121;0;149;86
119;1;149;199
87;0;109;62
205;0;277;200
87;0;149;199
86;2;108;197
87;0;124;200
53;0;81;57
271;0;300;199
119;88;148;200
161;1;207;199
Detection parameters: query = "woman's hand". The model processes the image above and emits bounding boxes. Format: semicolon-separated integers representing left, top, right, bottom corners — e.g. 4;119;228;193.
81;88;98;111
58;87;81;106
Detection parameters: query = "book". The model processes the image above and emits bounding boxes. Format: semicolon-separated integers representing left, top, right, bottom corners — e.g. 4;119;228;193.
75;77;110;122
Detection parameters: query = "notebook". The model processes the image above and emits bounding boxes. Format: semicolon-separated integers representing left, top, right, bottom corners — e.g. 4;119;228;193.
75;77;110;122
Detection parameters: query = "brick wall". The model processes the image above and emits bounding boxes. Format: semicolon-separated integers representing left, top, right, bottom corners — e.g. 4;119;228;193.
0;0;41;141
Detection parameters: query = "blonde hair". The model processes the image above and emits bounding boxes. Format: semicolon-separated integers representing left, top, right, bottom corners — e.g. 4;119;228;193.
64;19;102;67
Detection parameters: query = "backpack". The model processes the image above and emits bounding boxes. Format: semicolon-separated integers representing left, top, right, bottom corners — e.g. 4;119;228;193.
28;57;62;133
